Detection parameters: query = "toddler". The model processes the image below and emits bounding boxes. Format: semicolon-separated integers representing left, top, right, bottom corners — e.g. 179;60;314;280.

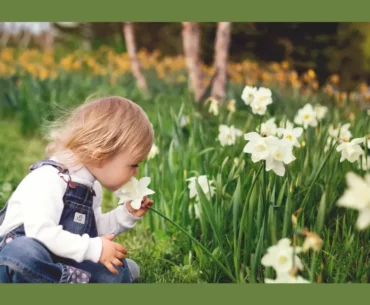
0;96;154;283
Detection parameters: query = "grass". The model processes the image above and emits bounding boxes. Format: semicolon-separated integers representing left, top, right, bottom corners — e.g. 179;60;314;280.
0;72;370;283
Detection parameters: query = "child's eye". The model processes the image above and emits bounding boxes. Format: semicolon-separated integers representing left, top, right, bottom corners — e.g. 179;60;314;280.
131;164;139;168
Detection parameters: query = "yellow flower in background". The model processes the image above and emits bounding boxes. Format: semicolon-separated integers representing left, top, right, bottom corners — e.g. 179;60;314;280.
60;55;74;71
0;62;7;74
43;53;54;67
312;81;319;91
360;82;367;93
177;75;186;83
86;57;96;68
39;68;49;80
330;74;340;85
71;60;82;71
25;64;38;76
0;45;369;107
1;48;14;62
307;69;316;80
281;60;289;70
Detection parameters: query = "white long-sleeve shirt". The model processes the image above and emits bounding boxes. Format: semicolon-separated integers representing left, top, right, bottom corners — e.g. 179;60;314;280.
0;157;142;263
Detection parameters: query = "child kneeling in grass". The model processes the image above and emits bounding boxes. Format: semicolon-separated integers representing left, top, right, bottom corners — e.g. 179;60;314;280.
0;96;154;283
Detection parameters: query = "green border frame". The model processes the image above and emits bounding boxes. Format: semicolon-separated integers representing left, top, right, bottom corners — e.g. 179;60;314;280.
1;0;370;303
0;284;368;304
1;0;370;21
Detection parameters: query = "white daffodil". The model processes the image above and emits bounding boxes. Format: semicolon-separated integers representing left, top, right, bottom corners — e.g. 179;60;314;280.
336;138;364;163
337;172;370;230
261;238;303;276
241;85;258;105
208;98;219;116
243;132;273;163
314;104;328;121
265;139;296;176
276;126;303;148
250;87;273;115
358;156;370;171
188;203;200;219
329;123;352;143
250;103;268;115
244;133;296;176
179;115;190;127
259;118;277;137
242;86;273;115
279;119;294;130
147;143;160;160
227;99;236;113
294;104;318;129
265;274;310;284
367;109;370;116
217;125;243;146
186;175;215;202
114;177;155;209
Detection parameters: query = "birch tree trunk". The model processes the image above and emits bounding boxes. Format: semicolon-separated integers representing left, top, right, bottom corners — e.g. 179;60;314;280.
211;22;232;102
41;23;54;51
182;22;204;102
123;22;150;97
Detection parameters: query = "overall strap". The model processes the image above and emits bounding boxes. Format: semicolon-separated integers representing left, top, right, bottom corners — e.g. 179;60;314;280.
29;159;95;195
29;159;80;189
29;159;69;174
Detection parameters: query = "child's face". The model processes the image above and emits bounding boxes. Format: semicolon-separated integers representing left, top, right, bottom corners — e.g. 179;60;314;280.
86;150;141;192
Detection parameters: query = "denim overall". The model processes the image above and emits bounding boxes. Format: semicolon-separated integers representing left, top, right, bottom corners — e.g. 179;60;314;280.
0;159;133;283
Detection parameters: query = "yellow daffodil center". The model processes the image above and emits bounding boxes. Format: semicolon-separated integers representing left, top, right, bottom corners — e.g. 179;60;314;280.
275;152;282;159
278;255;289;265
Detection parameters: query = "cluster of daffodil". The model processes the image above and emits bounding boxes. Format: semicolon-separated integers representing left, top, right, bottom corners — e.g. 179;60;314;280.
120;83;369;284
2;47;370;105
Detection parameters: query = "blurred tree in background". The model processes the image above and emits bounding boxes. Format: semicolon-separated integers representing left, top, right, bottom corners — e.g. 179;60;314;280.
2;22;370;90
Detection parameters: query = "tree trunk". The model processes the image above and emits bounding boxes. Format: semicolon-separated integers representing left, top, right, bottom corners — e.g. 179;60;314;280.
182;22;204;102
211;22;232;103
0;30;10;48
81;23;92;51
19;31;32;48
41;23;54;51
123;22;150;97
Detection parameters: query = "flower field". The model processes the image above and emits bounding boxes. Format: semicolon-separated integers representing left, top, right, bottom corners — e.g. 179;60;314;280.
0;47;369;283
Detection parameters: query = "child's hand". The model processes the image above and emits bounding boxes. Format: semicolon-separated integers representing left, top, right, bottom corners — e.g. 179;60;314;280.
99;234;128;274
126;196;154;218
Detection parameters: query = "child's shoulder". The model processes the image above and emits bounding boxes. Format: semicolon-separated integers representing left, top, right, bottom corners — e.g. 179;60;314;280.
16;164;67;192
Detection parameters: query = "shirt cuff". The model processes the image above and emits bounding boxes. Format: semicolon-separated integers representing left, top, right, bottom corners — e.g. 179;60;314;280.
85;236;103;263
115;202;143;228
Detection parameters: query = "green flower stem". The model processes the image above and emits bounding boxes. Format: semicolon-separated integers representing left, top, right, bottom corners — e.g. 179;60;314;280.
300;142;337;210
235;163;264;281
149;207;237;283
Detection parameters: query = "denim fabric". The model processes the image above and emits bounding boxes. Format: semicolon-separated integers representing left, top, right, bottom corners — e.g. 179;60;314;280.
0;159;135;284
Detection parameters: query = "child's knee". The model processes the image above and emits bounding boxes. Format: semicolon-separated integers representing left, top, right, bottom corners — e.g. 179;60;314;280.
0;236;51;265
125;258;140;282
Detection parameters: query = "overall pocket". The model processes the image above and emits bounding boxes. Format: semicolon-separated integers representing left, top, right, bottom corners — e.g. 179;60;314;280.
59;201;93;236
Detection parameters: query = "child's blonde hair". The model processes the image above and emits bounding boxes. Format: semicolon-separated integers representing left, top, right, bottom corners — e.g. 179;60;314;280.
44;96;154;168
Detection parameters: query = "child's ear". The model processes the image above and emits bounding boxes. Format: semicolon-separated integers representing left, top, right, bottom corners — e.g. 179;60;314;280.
88;159;105;169
96;160;106;168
